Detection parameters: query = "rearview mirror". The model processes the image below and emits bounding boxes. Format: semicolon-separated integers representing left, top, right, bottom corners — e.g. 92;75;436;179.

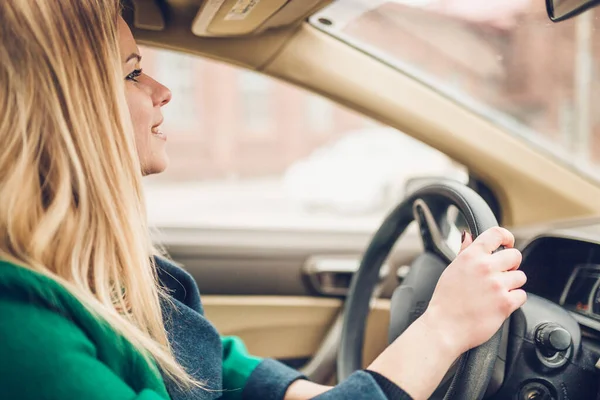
547;0;600;22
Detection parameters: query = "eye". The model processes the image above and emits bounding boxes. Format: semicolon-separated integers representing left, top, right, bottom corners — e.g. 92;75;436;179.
125;69;142;83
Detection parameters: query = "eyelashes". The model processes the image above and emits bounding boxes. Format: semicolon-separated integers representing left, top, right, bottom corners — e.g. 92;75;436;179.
125;69;142;83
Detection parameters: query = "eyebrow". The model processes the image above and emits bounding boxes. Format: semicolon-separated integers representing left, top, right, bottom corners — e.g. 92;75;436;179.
125;53;142;63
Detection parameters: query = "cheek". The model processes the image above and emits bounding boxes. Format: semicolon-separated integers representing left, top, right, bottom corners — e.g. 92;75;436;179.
124;87;153;158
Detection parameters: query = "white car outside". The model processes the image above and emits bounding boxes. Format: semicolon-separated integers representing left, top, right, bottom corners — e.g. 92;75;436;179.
283;128;467;214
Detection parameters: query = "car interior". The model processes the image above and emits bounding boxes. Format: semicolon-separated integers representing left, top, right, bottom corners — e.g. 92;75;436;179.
124;0;600;398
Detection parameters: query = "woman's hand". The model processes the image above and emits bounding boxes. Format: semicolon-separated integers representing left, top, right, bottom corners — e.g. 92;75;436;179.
422;227;526;354
368;227;526;400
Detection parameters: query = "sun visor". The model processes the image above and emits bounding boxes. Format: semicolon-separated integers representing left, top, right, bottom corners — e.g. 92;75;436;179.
192;0;328;37
130;0;166;31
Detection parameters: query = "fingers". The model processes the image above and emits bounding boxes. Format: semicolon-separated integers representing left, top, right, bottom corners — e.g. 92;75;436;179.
473;227;515;253
490;248;522;272
497;269;527;290
458;231;473;254
507;289;528;311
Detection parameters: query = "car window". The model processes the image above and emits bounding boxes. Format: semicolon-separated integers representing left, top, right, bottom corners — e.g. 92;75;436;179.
141;47;467;231
311;0;600;183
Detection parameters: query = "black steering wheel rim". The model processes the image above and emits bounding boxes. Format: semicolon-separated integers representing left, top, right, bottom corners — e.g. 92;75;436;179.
337;181;503;400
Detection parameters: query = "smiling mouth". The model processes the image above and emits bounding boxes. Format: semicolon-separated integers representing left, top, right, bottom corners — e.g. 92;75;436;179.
151;125;167;141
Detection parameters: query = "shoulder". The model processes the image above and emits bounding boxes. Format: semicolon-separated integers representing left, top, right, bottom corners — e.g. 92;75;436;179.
0;260;126;367
0;290;96;359
0;259;95;323
0;260;169;400
0;297;164;400
0;259;105;352
0;266;101;399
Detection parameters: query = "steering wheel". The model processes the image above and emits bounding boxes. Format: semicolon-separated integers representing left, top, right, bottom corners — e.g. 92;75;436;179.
337;181;505;400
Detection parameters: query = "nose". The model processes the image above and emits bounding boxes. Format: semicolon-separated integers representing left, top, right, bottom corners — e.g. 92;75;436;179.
148;76;172;107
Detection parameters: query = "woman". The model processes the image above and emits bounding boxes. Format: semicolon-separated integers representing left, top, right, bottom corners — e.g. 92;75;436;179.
0;1;527;399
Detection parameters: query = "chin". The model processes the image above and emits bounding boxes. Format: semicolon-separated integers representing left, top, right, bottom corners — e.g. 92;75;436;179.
143;156;169;176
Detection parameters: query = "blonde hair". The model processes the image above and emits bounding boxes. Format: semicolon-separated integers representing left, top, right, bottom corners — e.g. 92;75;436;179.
0;0;197;389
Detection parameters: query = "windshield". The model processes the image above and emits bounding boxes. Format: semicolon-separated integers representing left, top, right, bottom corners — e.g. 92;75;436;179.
311;0;600;181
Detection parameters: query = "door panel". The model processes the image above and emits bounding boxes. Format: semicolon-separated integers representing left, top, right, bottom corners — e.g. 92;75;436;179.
202;296;390;367
161;226;422;297
178;256;312;296
203;296;340;360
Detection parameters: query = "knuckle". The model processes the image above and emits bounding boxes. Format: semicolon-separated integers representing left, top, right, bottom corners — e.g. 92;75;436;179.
502;227;514;239
491;226;506;239
493;227;514;245
477;254;494;271
490;226;504;235
480;259;494;274
477;229;491;242
479;227;504;248
489;276;503;292
500;226;514;237
458;248;475;263
469;255;490;275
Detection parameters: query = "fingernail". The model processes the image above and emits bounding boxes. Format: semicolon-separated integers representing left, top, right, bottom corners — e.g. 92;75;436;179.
461;231;467;243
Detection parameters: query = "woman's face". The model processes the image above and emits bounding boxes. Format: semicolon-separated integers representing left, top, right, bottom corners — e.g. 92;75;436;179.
118;17;172;176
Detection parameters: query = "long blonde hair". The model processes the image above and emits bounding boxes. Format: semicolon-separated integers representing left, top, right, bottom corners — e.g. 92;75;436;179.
0;0;196;388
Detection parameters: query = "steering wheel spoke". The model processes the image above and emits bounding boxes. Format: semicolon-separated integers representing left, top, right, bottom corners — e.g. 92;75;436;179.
413;198;456;265
388;252;448;343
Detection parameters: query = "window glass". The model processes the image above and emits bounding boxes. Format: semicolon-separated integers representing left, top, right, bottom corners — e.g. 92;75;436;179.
151;50;198;132
239;71;273;136
141;47;467;230
306;96;335;134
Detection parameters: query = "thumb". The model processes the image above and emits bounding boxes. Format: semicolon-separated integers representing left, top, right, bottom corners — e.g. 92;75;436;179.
458;231;473;254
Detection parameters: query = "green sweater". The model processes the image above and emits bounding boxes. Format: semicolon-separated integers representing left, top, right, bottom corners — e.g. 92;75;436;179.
0;260;263;400
0;258;408;400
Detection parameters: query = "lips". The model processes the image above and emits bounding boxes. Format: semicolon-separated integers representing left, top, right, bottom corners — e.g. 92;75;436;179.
151;119;166;141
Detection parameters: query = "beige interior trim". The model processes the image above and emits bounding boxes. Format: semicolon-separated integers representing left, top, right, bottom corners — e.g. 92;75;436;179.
261;0;331;32
194;0;288;37
203;296;390;367
130;13;296;70
261;24;600;226
190;0;331;37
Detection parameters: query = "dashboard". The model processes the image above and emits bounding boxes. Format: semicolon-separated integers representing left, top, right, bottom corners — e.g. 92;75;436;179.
493;230;600;399
560;265;600;321
521;233;600;332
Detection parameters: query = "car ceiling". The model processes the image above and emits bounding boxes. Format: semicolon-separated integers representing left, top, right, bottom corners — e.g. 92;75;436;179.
123;0;331;68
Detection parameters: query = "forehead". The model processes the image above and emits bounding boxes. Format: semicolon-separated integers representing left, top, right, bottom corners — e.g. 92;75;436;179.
117;17;138;60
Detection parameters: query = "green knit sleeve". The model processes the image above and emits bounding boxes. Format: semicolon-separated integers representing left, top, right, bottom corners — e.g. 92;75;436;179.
0;298;169;400
221;336;263;400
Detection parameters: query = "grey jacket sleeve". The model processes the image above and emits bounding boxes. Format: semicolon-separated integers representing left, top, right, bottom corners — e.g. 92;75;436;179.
241;359;413;400
242;359;306;400
312;370;413;400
